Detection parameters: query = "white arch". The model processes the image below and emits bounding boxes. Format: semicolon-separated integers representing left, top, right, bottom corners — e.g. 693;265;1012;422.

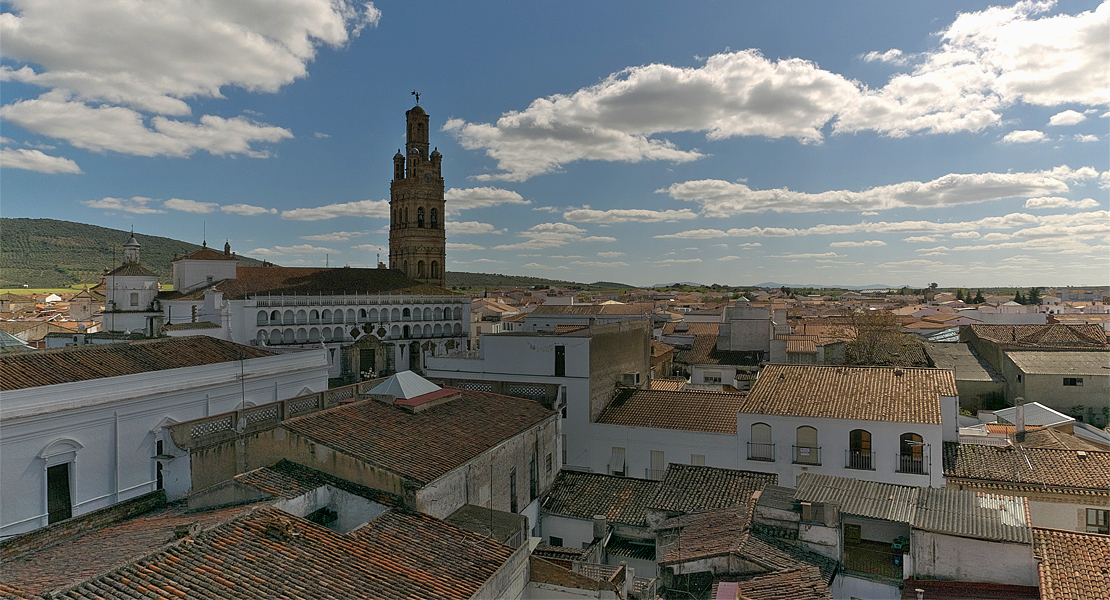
39;438;83;461
422;307;432;321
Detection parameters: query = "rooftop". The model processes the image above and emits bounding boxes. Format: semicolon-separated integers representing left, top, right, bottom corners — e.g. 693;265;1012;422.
1005;350;1110;376
105;262;159;278
964;324;1109;348
0;336;274;391
282;388;555;484
943;442;1110;493
649;464;777;514
745;364;956;424
172;245;237;261
923;342;1003;382
1034;527;1110;600
658;506;751;565
674;333;763;366
795;473;1032;543
713;567;834;600
164;265;450;301
661;321;720;336
541;471;660;526
596;388;749;434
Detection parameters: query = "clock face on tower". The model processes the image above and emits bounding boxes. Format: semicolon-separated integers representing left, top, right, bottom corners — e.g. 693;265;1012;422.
423;173;433;183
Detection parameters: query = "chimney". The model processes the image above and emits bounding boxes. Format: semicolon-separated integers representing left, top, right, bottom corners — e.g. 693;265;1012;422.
1014;398;1026;443
592;515;607;540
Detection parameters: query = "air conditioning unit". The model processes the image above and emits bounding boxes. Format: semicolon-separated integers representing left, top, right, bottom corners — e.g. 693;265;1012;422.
621;372;641;387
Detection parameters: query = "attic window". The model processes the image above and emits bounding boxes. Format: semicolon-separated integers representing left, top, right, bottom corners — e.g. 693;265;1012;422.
1064;378;1083;387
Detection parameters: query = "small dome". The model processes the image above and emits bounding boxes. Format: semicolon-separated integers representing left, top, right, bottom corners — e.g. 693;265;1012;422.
430;148;441;158
409;105;426;115
394;150;404;159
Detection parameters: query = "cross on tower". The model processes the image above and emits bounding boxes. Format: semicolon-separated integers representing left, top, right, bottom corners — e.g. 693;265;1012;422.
411;90;420;104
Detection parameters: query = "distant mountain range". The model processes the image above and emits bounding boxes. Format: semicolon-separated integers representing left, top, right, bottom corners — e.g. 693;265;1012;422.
751;282;904;290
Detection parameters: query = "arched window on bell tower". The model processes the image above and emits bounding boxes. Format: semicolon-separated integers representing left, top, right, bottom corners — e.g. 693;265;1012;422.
417;207;425;228
430;208;438;229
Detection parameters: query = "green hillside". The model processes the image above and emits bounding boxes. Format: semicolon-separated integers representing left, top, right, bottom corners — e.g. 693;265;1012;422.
445;272;633;291
0;218;264;288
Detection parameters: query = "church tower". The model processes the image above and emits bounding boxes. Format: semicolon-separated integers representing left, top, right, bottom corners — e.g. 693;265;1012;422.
389;104;446;287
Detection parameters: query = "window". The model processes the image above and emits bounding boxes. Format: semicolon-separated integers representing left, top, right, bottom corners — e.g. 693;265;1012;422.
1087;509;1109;534
749;422;774;461
129;292;139;307
691;454;705;466
155;440;164;491
431;261;439;279
509;468;518;513
1064;378;1084;387
529;446;538;502
561;405;567;419
417;260;426;278
899;433;927;474
848;429;872;470
417;207;425;228
704;370;722;384
546;453;553;474
555;345;566;377
794;426;820;465
549;536;564;547
649;450;664;480
47;463;72;523
430;208;438;229
610;447;626;477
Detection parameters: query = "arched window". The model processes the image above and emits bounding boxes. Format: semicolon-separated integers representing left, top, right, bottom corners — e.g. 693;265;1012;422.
417;207;425;228
404;208;409;227
417;260;426;278
430;208;438;229
794;426;819;465
256;311;268;325
130;292;139;307
749;423;773;461
899;433;926;474
403;308;411;319
403;325;411;338
848;429;872;470
431;261;439;278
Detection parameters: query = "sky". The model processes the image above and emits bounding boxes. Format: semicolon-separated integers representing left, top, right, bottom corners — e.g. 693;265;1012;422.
1;0;1107;288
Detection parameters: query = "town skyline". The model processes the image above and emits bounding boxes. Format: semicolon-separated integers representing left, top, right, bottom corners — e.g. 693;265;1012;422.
2;1;1107;288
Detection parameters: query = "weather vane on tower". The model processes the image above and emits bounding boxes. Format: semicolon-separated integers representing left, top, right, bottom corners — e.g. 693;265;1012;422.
411;90;420;104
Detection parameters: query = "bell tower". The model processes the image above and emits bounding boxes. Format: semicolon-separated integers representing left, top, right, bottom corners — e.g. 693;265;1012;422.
389;104;446;287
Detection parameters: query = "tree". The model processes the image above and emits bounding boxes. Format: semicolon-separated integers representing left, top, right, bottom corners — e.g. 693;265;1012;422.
929;282;939;290
973;290;985;304
1013;290;1025;304
1027;287;1042;306
839;308;925;366
956;288;965;302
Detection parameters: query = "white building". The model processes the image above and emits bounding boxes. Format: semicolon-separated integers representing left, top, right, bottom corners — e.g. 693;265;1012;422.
95;232;163;335
0;336;328;537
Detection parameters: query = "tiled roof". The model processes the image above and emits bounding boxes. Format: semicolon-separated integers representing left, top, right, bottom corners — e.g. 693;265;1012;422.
661;321;719;336
541;471;660;526
964;324;1108;348
106;262;159;278
744;364;956;424
648;378;687;391
1005;350;1110;375
1017;428;1105;451
650;464;777;513
0;336;274;390
675;334;763;366
1034;527;1110;600
53;506;515;600
738;533;839;584
596;388;749;434
0;502;258;596
795;473;1032;543
283;389;555;484
943;442;1110;492
651;339;674;357
658;506;751;564
165;265;450;301
713;567;834;600
554;324;590;334
923;342;1003;382
172;246;238;261
162;321;220;330
530;305;605;315
233;460;405;507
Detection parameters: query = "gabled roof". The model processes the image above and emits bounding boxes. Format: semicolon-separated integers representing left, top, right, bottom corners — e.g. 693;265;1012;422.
105;263;159;278
649;464;776;513
658;506;751;564
596;388;749;434
282;389;554;484
661;321;719;336
675;334;763;366
964;324;1108;348
1034;527;1110;600
994;402;1073;427
171;246;237;261
942;442;1110;492
541;471;660;526
366;369;442;399
1005;350;1110;376
713;567;834;600
745;364;955;424
0;336;274;391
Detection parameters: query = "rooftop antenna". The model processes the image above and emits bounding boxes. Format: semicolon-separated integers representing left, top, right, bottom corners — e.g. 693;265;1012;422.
202;221;206;247
411;90;420;104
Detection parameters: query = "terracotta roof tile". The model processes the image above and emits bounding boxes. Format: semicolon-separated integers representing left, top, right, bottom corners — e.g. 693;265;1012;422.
658;506;751;564
283;389;555;484
596;388;749;433
0;336;274;391
965;324;1109;348
661;322;720;336
650;464;777;513
105;263;159;277
172;246;237;261
541;471;660;526
234;460;405;507
166;265;452;301
745;365;956;424
1034;528;1110;600
675;334;763;366
713;566;834;600
943;442;1110;492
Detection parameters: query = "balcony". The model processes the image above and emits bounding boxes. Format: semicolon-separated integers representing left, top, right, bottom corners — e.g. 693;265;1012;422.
897;455;928;475
846;450;875;470
792;445;821;465
747;442;775;462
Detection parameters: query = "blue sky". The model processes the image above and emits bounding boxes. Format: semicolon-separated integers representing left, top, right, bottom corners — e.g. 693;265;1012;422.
2;0;1107;288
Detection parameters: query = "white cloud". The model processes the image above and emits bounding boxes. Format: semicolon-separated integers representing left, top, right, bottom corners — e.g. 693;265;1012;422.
597;251;625;258
563;207;698;223
314;132;331;138
471;258;506;264
1025;196;1101;209
444;187;530;212
446;242;486;251
350;244;385;251
570;260;628;267
550;255;583;259
247;244;338;256
861;49;908;65
81;196;166;214
1074;134;1100;143
1001;129;1046;143
662;166;1089;215
768;252;844;259
521;262;570;270
164;198;218;213
1048;109;1087;126
448;221;503;235
653;228;730;239
736;242;762;248
222;203;277;216
915;246;951;252
717;256;741;261
829;240;886;247
446;4;1108;181
581;236;617;243
0;147;81;173
903;236;939;243
301;231;365;242
950;231;981;239
281;199;389;221
493;222;590;250
0;0;379;156
653;258;702;265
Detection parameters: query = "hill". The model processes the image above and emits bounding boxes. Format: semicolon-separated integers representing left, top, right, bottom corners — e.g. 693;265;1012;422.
0;218;265;288
445;272;633;291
